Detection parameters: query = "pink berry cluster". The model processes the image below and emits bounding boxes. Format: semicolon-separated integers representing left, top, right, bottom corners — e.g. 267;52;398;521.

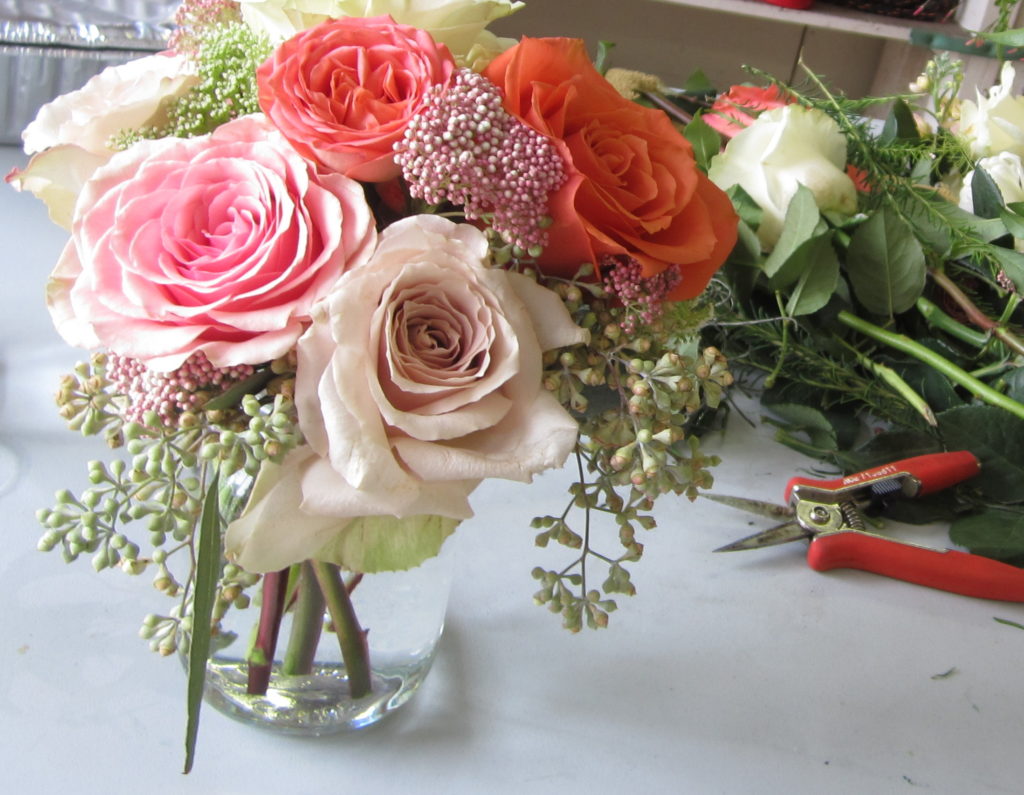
601;255;682;335
394;68;566;254
107;350;254;425
168;0;239;57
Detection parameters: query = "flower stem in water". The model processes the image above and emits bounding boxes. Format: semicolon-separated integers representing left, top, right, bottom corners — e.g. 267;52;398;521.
282;562;327;676
312;561;372;699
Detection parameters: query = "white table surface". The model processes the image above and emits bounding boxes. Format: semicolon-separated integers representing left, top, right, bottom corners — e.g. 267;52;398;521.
2;143;1023;794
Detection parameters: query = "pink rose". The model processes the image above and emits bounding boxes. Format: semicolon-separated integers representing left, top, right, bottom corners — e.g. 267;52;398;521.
257;15;456;182
47;115;377;371
226;214;588;572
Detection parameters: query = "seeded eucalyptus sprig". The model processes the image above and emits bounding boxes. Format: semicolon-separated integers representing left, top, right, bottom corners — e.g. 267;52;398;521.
531;263;730;631
37;351;301;655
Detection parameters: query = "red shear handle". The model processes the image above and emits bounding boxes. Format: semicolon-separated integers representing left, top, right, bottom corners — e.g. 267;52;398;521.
806;531;1024;602
785;451;980;500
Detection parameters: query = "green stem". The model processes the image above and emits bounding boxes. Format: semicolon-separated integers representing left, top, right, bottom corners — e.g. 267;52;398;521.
837;310;1024;420
311;561;372;700
916;296;989;348
763;293;790;389
848;347;936;426
281;562;327;676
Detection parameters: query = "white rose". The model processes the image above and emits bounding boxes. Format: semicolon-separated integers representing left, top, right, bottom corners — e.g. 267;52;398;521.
960;151;1024;252
226;214;587;572
6;53;198;228
958;62;1024;159
237;0;522;65
708;104;858;250
959;151;1024;212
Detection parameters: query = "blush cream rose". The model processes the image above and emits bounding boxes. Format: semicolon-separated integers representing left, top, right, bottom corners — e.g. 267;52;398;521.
257;15;456;182
226;214;588;573
46;114;377;371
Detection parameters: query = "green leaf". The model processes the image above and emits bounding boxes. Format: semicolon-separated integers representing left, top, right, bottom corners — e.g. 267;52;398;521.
761;402;839;454
842;429;942;471
900;191;1007;257
681;68;715;94
184;468;222;775
727;184;764;230
988;245;1024;292
785;232;840;316
202;369;276;411
999;204;1024;239
1005;367;1024;402
880;99;919;143
937;405;1024;503
727;219;763;267
970;165;1005;220
950;507;1024;561
979;29;1024;47
845;207;926;316
594;40;616;74
684;113;722;172
316;514;459;573
763;185;821;280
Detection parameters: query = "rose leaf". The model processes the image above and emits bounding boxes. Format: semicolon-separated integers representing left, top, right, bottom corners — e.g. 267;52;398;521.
950;507;1024;561
684;114;721;172
785;232;840;316
937;405;1024;503
987;245;1024;293
970;165;1005;220
315;514;459;573
763;184;821;280
845;207;926;316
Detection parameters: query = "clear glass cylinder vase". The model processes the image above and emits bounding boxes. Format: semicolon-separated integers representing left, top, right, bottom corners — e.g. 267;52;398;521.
197;540;455;736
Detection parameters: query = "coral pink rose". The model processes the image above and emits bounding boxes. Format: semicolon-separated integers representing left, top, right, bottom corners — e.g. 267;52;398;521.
482;37;737;301
47;115;377;371
257;15;456;182
227;214;588;572
704;84;793;139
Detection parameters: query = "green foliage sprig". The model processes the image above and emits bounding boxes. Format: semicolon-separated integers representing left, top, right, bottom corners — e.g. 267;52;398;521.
711;59;1024;561
37;352;301;655
529;266;729;631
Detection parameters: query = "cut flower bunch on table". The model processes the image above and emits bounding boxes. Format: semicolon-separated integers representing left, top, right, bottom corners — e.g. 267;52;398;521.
679;44;1024;566
5;0;738;770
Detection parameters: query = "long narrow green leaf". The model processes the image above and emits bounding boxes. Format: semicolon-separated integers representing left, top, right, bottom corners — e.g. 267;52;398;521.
183;468;222;774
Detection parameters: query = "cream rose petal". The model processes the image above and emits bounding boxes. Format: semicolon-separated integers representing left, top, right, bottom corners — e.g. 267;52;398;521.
5;145;109;229
394;389;579;482
709;105;857;250
225;448;353;573
239;0;521;63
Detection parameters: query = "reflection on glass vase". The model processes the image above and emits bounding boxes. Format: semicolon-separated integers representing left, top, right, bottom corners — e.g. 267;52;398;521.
195;540;455;736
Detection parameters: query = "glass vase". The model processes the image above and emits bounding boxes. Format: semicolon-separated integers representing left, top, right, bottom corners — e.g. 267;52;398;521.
196;541;455;736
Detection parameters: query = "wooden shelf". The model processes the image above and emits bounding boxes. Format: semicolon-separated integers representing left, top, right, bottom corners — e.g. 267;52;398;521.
653;0;962;42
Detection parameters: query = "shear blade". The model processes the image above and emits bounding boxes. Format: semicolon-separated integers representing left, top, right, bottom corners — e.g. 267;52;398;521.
702;493;795;521
713;519;811;552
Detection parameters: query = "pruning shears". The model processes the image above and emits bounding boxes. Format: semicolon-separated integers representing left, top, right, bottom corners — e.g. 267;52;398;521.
710;451;1024;602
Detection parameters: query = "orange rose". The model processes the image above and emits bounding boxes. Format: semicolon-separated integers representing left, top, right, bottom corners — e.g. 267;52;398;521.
482;37;737;300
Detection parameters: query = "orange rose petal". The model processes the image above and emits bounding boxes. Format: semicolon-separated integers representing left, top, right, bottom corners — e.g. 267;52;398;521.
666;174;740;300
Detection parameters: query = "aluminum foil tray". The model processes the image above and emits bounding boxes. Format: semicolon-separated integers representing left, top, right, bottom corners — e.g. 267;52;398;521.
1;1;179;144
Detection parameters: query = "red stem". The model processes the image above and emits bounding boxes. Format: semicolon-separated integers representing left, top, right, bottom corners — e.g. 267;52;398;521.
247;568;290;695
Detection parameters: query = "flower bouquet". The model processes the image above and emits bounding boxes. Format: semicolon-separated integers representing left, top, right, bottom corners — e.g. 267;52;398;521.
685;48;1024;571
7;0;737;770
